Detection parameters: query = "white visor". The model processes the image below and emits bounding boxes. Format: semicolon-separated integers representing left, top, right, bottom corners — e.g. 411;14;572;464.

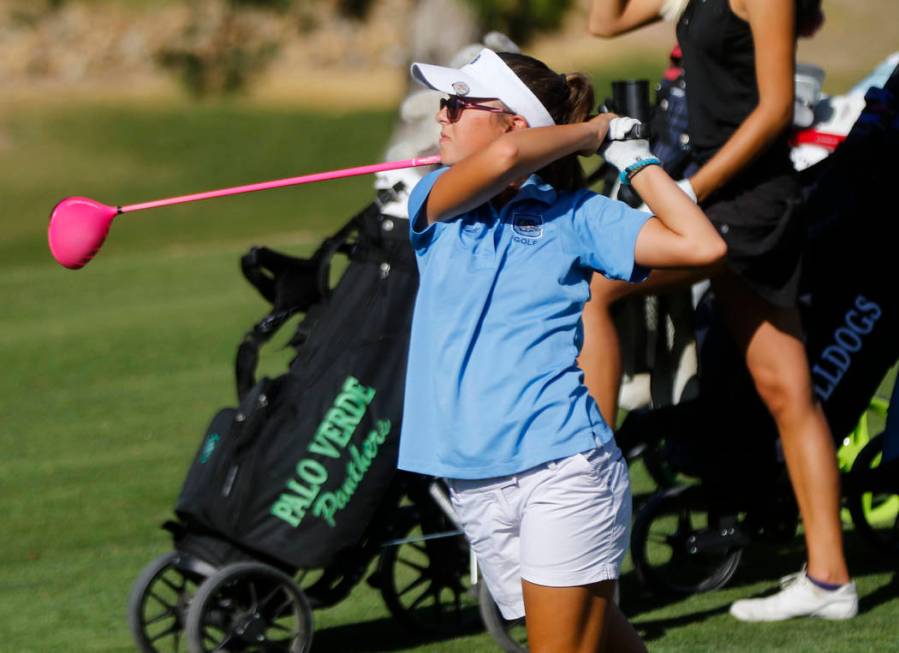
410;48;555;128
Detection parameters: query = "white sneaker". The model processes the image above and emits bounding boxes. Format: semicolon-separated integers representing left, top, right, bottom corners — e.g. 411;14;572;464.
729;568;858;622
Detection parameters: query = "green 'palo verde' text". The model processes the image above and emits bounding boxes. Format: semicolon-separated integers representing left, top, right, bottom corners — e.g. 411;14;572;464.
270;375;390;529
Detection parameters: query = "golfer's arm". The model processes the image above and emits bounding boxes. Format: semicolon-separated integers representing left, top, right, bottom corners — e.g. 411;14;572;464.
424;123;601;224
686;0;795;202
630;166;726;268
588;0;665;37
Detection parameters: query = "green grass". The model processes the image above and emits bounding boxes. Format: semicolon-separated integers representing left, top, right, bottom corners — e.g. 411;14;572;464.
0;87;897;652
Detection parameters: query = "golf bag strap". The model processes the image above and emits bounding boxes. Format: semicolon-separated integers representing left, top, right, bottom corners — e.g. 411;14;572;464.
240;246;325;310
235;204;380;400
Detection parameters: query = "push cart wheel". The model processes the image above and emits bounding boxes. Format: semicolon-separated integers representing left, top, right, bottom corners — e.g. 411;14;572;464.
185;562;313;653
847;434;899;556
478;581;528;653
631;484;743;596
378;522;480;636
128;551;203;653
838;396;889;525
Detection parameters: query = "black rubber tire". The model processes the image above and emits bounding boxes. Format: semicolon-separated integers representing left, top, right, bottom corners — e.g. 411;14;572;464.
128;552;202;653
631;485;743;596
377;521;480;636
847;434;899;557
185;562;313;653
478;581;528;653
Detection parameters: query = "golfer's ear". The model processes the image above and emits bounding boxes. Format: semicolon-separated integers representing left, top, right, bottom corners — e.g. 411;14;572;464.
506;115;530;132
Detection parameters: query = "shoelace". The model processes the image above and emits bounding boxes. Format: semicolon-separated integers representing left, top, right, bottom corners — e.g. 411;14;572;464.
779;565;808;590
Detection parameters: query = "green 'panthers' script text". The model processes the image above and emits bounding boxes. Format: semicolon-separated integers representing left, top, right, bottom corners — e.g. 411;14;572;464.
270;375;388;529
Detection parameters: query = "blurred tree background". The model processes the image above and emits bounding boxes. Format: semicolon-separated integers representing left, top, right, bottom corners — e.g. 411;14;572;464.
1;0;893;101
156;0;572;96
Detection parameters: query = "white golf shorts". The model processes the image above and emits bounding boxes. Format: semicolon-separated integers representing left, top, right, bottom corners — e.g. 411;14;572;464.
447;440;631;619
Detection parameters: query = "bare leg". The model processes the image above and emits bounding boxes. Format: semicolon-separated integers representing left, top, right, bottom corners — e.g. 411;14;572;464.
580;268;714;426
580;277;631;426
712;271;849;583
522;579;646;653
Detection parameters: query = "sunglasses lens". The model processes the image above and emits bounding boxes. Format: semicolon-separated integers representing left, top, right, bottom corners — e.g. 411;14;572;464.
450;98;462;121
440;96;462;122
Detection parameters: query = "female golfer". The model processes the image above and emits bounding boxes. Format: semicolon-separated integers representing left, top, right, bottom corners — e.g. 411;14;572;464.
588;0;857;622
397;48;725;652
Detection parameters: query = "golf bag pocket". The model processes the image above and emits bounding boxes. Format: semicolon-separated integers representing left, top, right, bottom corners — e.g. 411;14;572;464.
175;378;274;536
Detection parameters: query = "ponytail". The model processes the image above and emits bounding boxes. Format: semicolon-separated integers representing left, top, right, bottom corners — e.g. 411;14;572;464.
564;73;595;125
498;52;596;191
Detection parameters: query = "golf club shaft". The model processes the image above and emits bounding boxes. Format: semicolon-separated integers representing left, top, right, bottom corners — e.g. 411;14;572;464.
121;155;442;213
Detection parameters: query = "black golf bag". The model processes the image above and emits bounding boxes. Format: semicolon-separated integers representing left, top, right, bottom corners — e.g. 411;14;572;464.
800;76;899;439
173;198;419;570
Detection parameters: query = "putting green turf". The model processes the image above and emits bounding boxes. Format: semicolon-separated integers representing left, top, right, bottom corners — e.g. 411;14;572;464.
1;84;896;652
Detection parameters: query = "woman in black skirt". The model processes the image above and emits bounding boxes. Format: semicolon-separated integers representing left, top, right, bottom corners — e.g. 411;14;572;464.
588;0;859;621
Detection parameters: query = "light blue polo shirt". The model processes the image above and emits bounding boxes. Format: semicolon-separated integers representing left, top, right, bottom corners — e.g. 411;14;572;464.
398;167;652;479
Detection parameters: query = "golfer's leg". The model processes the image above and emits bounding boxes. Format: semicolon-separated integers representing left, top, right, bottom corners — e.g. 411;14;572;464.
522;579;646;653
712;271;849;584
580;275;631;426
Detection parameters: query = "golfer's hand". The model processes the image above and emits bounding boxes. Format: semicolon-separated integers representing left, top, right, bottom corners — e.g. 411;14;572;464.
579;113;616;156
599;117;653;170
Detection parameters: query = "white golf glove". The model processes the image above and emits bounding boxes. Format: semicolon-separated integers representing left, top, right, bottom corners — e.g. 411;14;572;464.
599;117;654;171
602;117;699;205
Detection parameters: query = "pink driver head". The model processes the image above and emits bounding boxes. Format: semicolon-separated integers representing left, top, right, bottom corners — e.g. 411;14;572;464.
48;197;119;269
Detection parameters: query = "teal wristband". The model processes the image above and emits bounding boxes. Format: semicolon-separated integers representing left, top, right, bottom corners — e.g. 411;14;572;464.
619;157;661;185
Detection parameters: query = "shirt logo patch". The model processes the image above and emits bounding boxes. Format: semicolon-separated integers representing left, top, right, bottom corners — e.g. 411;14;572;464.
511;213;544;240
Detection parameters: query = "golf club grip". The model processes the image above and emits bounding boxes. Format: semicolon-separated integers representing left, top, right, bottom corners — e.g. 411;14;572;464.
624;123;650;140
595;121;650;158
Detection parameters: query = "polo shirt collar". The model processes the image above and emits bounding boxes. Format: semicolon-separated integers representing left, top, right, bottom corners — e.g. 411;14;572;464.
509;175;558;206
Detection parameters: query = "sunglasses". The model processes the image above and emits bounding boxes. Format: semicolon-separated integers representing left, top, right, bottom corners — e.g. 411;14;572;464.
439;95;516;123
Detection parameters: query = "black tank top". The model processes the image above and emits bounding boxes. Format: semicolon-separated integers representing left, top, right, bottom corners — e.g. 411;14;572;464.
676;0;791;172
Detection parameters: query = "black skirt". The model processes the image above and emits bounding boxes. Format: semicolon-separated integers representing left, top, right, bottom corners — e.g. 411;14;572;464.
702;162;803;308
